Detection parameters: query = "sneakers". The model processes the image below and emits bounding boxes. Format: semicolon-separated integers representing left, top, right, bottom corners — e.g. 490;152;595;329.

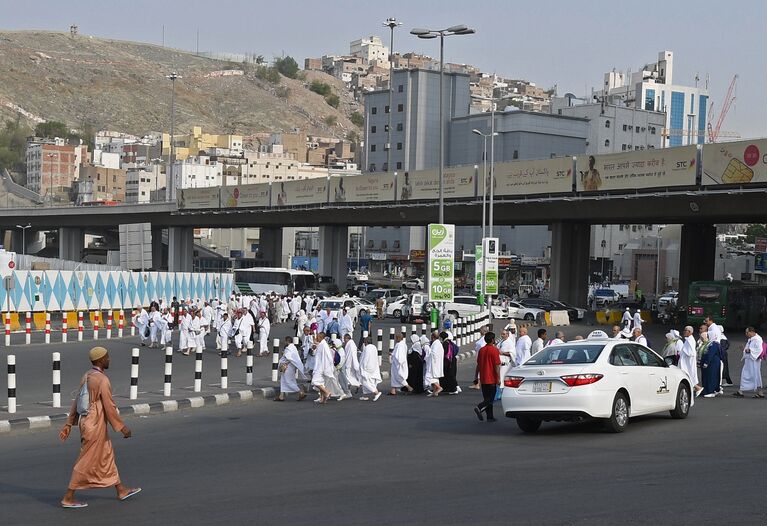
722;381;734;387
703;393;717;398
337;394;351;401
474;407;484;421
359;396;370;401
373;392;382;402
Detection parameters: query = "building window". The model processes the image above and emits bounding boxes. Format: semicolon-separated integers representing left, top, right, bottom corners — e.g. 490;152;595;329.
513;150;519;159
622;144;627;151
604;139;610;147
623;124;628;131
385;105;390;113
605;120;610;128
371;144;377;152
371;126;376;133
632;226;637;232
396;162;402;169
384;124;389;132
381;240;388;249
398;84;403;93
369;163;376;172
397;103;403;112
396;123;403;131
636;127;640;133
397;143;402;150
650;127;656;134
371;107;377;115
619;225;624;231
393;240;400;250
382;162;388;171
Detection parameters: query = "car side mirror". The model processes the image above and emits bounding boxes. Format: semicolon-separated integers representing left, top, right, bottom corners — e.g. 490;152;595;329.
663;357;675;367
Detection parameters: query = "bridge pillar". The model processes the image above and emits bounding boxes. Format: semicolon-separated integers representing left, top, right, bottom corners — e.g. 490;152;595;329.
168;226;194;272
59;227;85;262
318;226;348;290
678;224;716;307
549;222;590;307
151;227;165;270
258;227;284;267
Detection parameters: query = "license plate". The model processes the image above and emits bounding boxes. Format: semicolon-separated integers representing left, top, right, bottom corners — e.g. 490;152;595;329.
691;307;703;315
533;381;552;393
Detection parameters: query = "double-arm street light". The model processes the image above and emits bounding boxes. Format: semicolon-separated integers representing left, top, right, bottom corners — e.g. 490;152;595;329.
471;93;503;237
166;72;181;201
410;24;475;224
472;129;498;239
383;17;402;174
15;223;31;255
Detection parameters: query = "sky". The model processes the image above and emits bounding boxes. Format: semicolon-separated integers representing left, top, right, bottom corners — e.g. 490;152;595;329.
1;0;763;138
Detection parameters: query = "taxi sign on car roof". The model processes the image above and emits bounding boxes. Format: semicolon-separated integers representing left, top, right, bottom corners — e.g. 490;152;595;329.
587;330;609;339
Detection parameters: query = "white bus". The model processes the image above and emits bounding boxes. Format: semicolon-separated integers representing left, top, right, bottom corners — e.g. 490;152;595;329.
233;267;317;295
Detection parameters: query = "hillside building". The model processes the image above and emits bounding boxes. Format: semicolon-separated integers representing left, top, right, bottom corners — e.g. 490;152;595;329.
25;141;88;202
162;126;243;161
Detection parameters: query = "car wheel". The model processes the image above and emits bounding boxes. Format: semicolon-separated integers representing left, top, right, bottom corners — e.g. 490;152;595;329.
448;310;459;318
604;392;630;433
393;309;402;318
516;417;542;433
524;313;534;321
669;383;691;419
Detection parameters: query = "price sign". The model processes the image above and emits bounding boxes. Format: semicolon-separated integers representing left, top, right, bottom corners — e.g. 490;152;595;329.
428;223;455;302
483;237;499;295
474;245;483;293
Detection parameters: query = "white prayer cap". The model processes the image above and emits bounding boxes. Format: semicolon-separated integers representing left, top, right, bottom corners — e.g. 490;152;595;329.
410;334;420;344
332;338;343;347
626;307;630;311
420;335;429;346
445;331;454;340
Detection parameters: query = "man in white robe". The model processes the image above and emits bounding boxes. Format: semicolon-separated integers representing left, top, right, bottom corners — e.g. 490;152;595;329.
515;327;532;367
311;333;343;403
632;309;643;330
338;308;354;339
548;331;565;346
275;336;306;401
425;331;444;396
318;307;333;335
217;313;233;355
622;307;632;330
342;334;362;394
148;306;162;348
531;329;547;355
358;336;382;401
135;307;149;347
389;332;412;395
495;329;516;394
159;308;173;347
332;338;353;400
235;309;254;357
191;309;204;350
301;327;316;374
632;327;648;347
179;309;193;355
289;295;301;321
679;326;702;397
734;326;764;398
256;311;270;357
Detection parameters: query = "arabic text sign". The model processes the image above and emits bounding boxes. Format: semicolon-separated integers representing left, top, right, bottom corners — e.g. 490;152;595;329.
274;178;328;206
702;139;767;185
494;157;573;195
428;223;455;302
398;166;475;201
329;173;395;203
220;184;270;208
575;146;697;191
178;187;220;209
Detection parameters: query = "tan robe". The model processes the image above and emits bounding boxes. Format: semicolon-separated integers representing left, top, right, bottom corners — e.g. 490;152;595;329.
66;369;125;490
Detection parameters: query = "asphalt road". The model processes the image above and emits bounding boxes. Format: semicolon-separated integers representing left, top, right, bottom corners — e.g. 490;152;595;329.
1;353;765;526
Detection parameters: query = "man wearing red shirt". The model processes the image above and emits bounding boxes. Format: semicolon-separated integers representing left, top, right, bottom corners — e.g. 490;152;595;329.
474;332;501;422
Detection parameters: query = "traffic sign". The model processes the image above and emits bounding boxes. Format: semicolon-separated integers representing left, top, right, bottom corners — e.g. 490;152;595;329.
428;223;454;302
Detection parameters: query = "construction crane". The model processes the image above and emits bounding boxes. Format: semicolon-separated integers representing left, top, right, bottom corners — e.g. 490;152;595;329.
707;74;738;143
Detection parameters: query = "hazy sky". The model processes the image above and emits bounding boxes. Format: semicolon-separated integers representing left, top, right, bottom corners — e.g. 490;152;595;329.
2;0;762;137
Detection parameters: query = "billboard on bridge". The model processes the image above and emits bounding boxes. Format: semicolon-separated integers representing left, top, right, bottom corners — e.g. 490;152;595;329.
178;187;220;209
329;173;395;203
220;184;270;208
702;139;767;185
397;165;475;201
493;157;573;195
274;178;329;206
575;145;697;191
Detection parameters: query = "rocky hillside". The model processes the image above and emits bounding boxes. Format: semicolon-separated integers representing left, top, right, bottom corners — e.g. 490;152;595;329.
0;30;360;138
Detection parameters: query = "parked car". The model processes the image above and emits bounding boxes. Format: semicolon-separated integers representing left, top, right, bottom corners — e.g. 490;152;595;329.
657;292;679;309
501;331;692;433
367;288;404;302
507;301;546;322
401;277;424;290
591;288;621;307
347;271;369;283
552;301;586;321
519;297;580;322
317;297;359;324
348;297;377;317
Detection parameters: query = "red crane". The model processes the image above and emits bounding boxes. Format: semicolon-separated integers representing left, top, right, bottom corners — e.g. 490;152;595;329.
707;74;738;143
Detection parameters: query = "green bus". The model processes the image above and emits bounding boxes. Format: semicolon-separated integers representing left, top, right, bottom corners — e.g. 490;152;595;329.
687;281;767;329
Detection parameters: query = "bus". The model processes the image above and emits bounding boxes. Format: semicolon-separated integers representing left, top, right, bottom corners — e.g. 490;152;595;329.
687;280;767;329
232;267;317;295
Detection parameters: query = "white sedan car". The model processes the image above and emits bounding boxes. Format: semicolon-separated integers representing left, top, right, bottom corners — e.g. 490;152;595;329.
507;301;546;322
501;332;692;433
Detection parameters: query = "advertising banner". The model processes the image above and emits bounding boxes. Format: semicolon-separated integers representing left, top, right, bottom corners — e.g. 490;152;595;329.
273;178;328;206
178;187;220;209
482;237;499;295
427;223;455;302
329;173;395;203
702;139;767;185
494;157;573;195
575;146;697;191
474;245;483;293
756;253;767;273
398;166;475;201
220;184;270;208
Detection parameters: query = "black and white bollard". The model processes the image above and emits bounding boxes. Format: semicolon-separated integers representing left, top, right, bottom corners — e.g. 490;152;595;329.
220;350;228;390
52;352;61;408
271;338;280;382
401;325;407;338
129;347;140;400
194;346;203;392
410;324;417;340
421;323;428;338
246;346;253;386
388;327;395;356
376;328;383;366
7;355;16;414
130;309;136;337
163;346;173;397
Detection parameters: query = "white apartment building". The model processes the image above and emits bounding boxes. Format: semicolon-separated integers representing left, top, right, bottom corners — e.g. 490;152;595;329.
174;156;227;189
91;150;121;169
596;51;708;147
125;165;166;204
349;36;389;67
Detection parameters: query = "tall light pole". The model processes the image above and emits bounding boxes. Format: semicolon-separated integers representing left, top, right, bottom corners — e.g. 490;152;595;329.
383;17;401;174
411;25;476;224
472;129;498;239
46;152;58;206
655;225;666;299
471;94;502;236
166;72;181;201
15;224;31;255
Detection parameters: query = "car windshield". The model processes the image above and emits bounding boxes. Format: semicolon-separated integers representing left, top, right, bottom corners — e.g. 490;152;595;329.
320;301;342;310
594;290;614;297
367;291;386;299
524;344;605;365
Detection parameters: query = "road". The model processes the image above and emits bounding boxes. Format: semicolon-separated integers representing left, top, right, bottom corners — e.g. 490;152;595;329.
1;346;765;526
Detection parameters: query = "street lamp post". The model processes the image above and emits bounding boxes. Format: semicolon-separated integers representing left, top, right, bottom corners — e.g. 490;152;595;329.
411;25;475;224
383;17;401;174
15;224;31;255
471;94;502;237
655;226;665;299
46;152;58;206
166;72;181;201
472;129;498;240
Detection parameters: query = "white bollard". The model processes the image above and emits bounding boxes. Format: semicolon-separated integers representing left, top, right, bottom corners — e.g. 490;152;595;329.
129;347;139;400
220;350;228;389
271;338;280;382
246;346;253;386
93;311;100;340
194;346;203;392
25;312;31;345
7;355;16;414
61;313;68;343
410;324;417;339
52;352;61;408
130;309;136;337
388;327;395;357
421;323;428;338
44;312;51;344
376;328;383;366
118;310;124;338
106;311;113;339
4;312;10;347
163;346;173;397
77;311;83;342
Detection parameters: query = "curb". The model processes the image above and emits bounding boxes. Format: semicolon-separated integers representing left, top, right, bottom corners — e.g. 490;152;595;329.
0;387;277;434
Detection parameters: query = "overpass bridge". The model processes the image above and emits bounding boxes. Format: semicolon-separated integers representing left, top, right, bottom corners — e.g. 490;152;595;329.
3;139;767;304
